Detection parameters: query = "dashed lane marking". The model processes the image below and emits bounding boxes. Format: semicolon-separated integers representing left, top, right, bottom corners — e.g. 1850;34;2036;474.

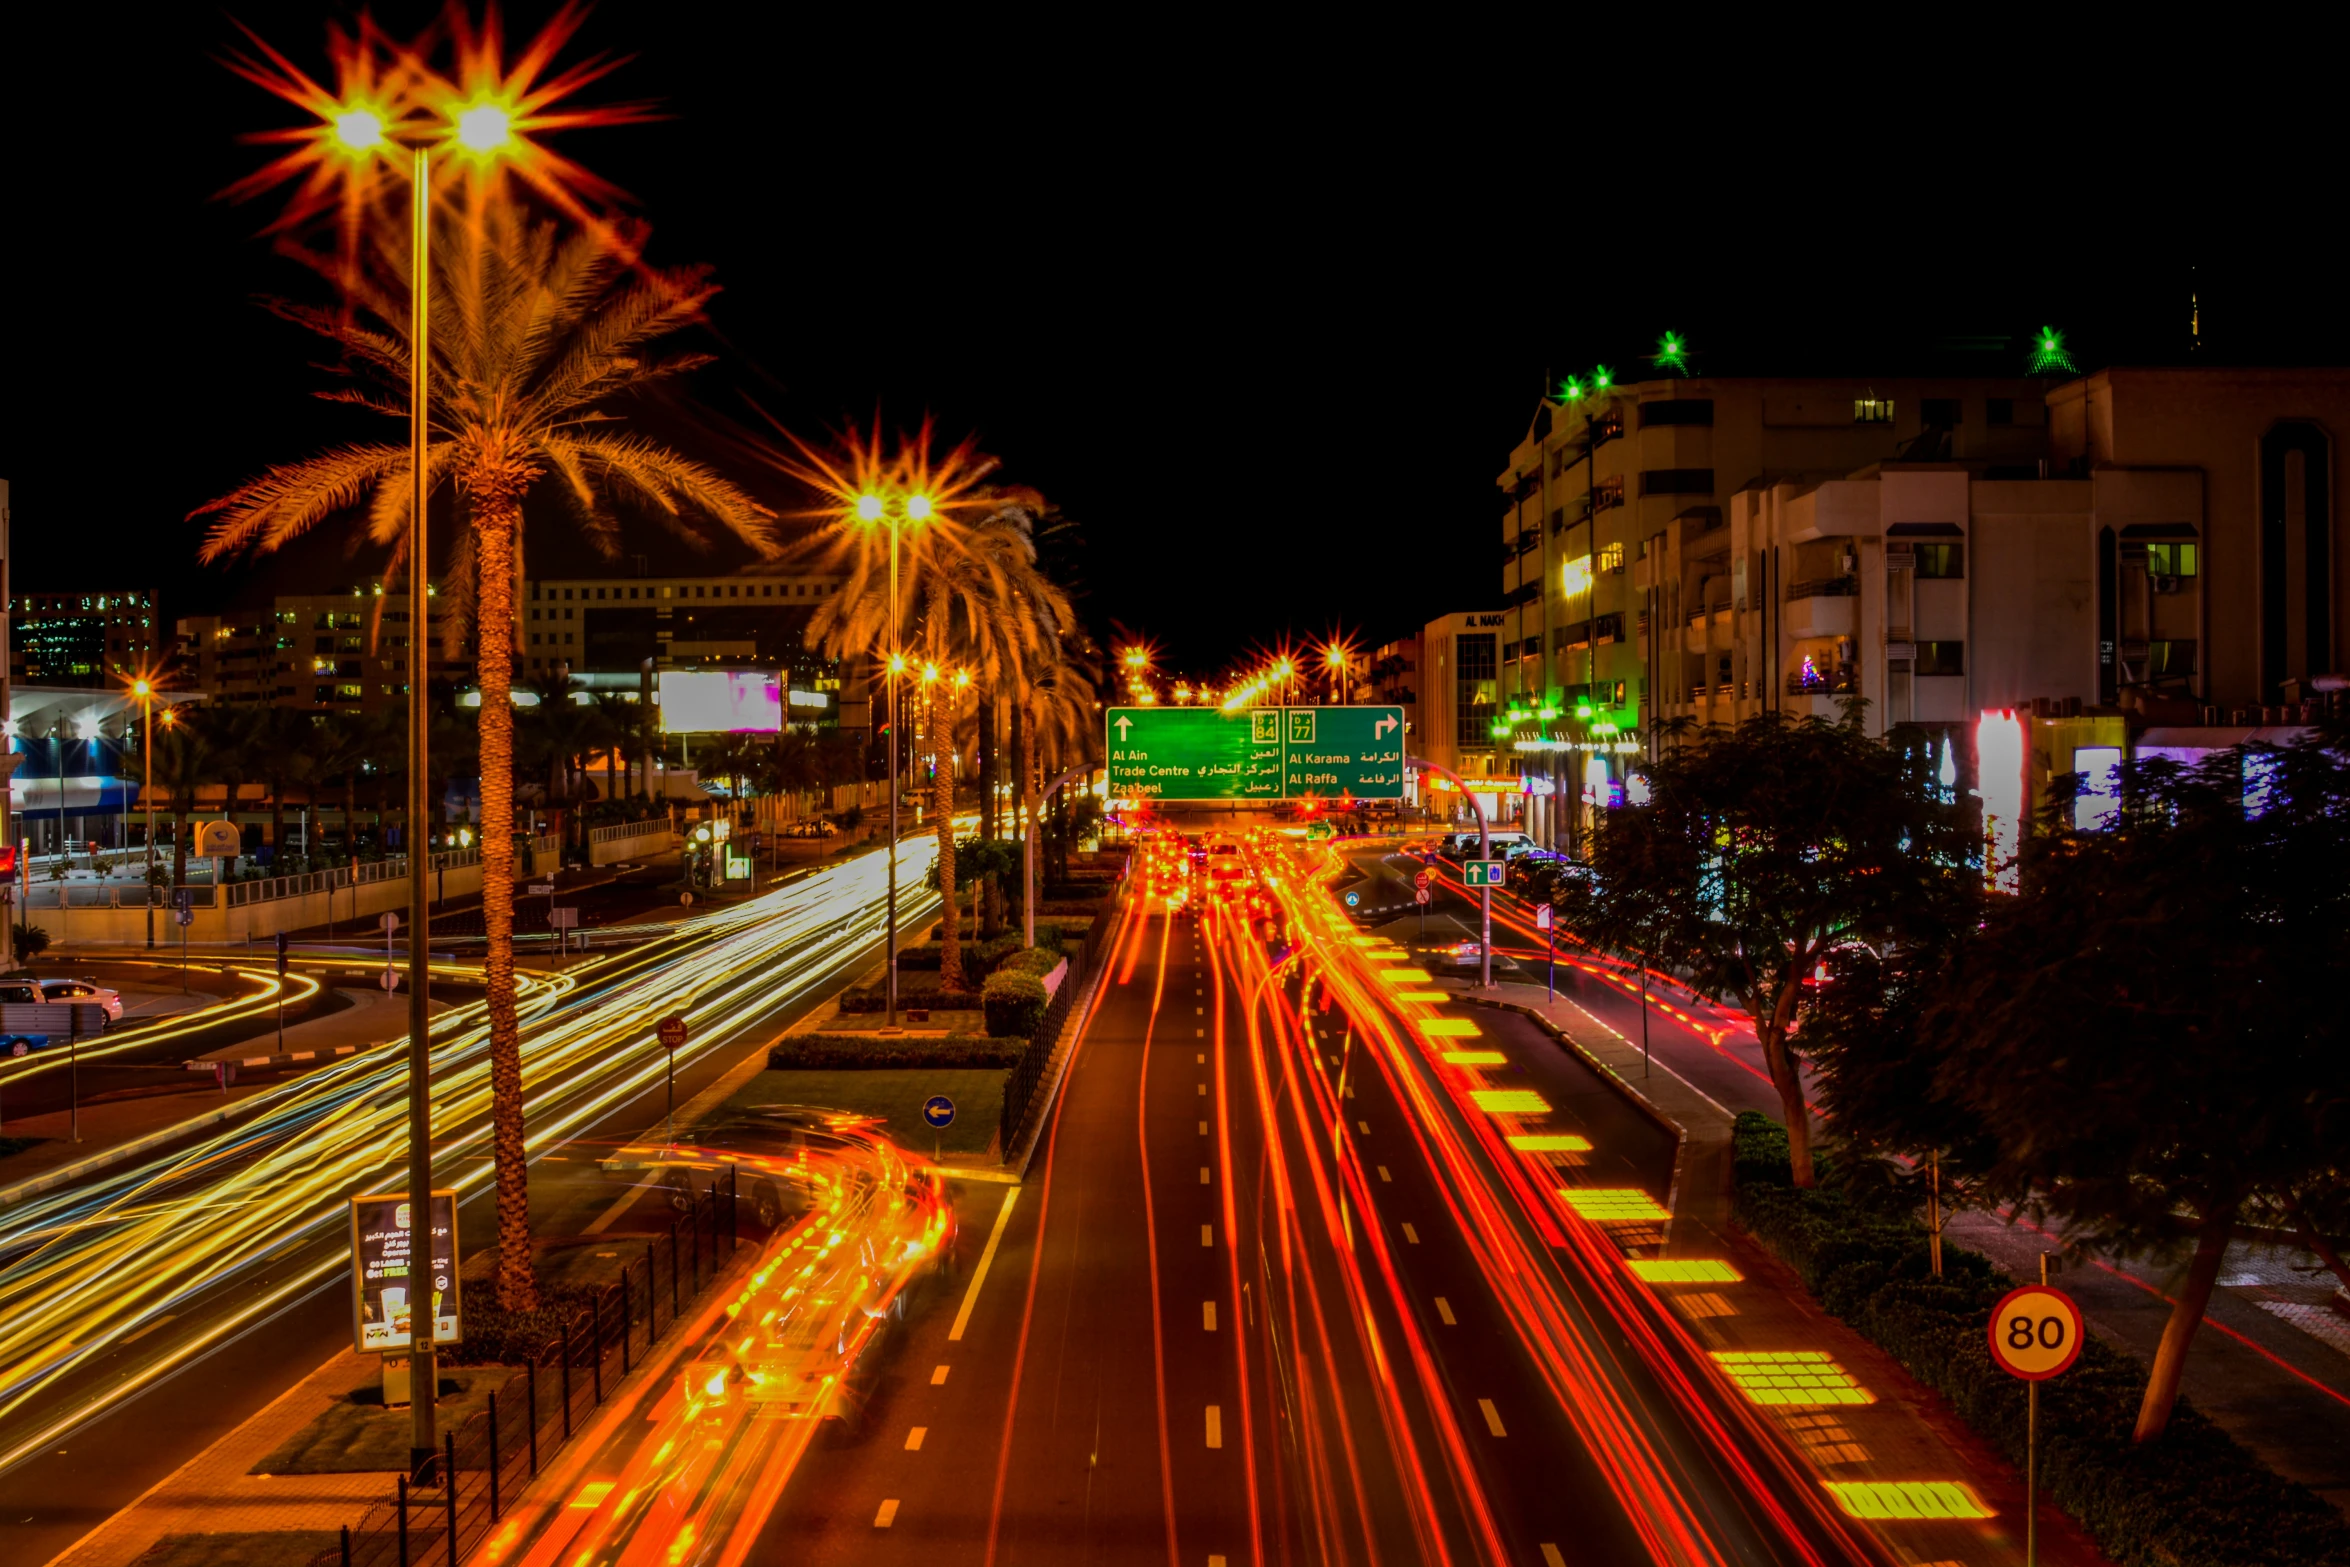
1542;1548;1566;1567
1401;1223;1421;1244
1200;1167;1212;1184
1357;1121;1371;1134
1203;1301;1218;1331
1377;1166;1391;1182
1201;1225;1214;1247
931;1365;950;1385
1206;1405;1224;1448
1435;1297;1457;1325
1478;1399;1507;1437
905;1427;927;1451
1199;1120;1208;1135
875;1499;900;1527
948;1185;1021;1343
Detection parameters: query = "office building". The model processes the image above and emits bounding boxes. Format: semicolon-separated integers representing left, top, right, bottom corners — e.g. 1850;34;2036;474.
523;567;846;686
9;588;162;687
177;583;465;712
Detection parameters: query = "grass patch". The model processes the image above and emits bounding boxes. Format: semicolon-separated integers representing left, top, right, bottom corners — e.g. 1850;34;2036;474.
129;1532;345;1567
722;1067;1005;1155
251;1366;517;1474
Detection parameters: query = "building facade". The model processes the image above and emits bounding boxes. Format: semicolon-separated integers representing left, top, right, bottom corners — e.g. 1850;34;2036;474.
9;589;161;688
177;584;464;712
523;568;846;684
1417;610;1508;817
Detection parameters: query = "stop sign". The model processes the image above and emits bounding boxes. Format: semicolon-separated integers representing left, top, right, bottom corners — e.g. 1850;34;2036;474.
1413;869;1432;891
656;1014;689;1052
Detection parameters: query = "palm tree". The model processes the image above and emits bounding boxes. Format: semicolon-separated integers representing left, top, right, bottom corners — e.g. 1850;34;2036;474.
1017;645;1102;943
150;724;218;888
191;209;774;1313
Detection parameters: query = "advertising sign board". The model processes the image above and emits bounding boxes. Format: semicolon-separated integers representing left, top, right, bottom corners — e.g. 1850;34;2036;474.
659;671;784;735
348;1190;461;1354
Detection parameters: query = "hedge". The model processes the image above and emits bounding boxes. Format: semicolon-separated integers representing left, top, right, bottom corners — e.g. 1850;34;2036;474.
1731;1112;2350;1567
981;969;1049;1039
836;978;975;1013
767;1035;1027;1070
997;946;1066;980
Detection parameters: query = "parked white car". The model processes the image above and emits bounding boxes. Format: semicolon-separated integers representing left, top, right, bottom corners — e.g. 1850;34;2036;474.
40;978;124;1022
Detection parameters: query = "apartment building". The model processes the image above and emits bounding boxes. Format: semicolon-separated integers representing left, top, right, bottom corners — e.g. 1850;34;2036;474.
523;568;846;683
178;585;465;712
8;588;162;687
1417;610;1511;819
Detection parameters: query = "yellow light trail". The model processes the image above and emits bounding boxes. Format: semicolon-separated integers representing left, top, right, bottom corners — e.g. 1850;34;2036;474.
0;838;941;1472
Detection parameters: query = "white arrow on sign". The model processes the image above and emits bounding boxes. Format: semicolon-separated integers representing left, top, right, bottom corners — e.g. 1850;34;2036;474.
1115;716;1134;740
1373;715;1398;739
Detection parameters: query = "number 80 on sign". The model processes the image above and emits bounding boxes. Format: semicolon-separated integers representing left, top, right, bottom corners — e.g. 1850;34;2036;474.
1988;1285;2084;1380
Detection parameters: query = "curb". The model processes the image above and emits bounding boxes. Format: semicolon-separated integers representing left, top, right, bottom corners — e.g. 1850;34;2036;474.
1005;883;1128;1182
184;1042;369;1072
1465;993;1697;1235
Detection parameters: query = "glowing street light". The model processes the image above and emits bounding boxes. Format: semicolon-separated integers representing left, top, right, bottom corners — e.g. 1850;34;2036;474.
852;485;936;1032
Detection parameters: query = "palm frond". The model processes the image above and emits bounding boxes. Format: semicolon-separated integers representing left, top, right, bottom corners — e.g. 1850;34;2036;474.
191;444;411;562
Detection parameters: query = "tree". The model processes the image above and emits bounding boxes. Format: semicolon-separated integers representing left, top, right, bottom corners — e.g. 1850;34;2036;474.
1562;710;1976;1187
12;924;50;966
1898;735;2350;1442
192;209;773;1312
150;724;219;888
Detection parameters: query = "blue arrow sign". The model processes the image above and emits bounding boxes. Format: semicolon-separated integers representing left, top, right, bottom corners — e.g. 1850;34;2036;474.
1343;891;1360;907
922;1095;957;1130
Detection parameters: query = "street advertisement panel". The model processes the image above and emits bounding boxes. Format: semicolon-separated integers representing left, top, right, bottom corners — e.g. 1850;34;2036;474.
660;670;784;734
349;1190;462;1354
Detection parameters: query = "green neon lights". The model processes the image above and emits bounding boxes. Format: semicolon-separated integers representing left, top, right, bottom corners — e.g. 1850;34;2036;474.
1653;331;1691;376
2029;326;2077;375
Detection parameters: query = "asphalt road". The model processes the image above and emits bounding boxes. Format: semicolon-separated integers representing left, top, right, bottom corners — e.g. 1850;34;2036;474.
741;849;1883;1566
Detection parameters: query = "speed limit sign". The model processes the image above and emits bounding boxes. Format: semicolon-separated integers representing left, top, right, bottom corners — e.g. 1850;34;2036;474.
1989;1284;2084;1380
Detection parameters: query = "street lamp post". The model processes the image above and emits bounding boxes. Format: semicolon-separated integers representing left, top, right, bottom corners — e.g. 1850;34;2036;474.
1409;755;1492;990
134;680;155;949
858;489;931;1033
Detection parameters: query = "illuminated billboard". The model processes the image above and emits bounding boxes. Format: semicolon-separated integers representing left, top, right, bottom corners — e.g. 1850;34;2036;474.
660;671;783;734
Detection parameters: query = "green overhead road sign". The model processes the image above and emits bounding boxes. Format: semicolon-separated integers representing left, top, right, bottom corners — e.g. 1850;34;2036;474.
1106;707;1405;801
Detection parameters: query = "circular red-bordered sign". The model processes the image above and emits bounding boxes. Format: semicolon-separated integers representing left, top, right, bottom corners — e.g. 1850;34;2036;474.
656;1014;689;1052
1988;1284;2084;1380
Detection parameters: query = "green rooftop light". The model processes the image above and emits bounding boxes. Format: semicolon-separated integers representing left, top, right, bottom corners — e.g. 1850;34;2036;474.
1653;331;1691;376
1559;374;1585;402
1591;365;1613;391
2029;325;2077;376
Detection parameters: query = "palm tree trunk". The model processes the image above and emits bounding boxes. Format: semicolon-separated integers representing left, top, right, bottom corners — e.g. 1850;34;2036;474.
978;697;996;841
474;491;536;1314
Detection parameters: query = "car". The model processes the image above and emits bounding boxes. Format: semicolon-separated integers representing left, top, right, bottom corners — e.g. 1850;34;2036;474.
785;819;839;839
39;978;123;1022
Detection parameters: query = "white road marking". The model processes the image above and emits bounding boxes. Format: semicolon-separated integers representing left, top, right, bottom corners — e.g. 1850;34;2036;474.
1206;1405;1223;1448
875;1499;900;1527
1479;1398;1506;1437
948;1186;1021;1342
1377;1166;1391;1183
1435;1297;1457;1325
1197;1053;1205;1063
1198;1084;1208;1096
1357;1121;1370;1134
1200;1225;1214;1247
1200;1167;1212;1184
1203;1301;1218;1331
1196;1006;1203;1015
1542;1547;1567;1567
905;1427;927;1451
1401;1223;1421;1244
931;1365;950;1385
1199;1120;1209;1135
1195;1028;1205;1037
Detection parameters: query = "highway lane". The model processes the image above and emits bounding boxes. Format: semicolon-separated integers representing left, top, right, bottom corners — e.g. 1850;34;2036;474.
2;840;939;1563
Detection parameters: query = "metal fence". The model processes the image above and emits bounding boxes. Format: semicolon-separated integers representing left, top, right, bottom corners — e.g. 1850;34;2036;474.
316;1170;741;1567
1000;896;1116;1146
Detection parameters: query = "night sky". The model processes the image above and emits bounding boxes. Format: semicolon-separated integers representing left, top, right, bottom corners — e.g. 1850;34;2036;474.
8;6;2344;675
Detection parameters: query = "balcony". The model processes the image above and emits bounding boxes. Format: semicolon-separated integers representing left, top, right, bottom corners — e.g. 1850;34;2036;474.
1786;666;1858;698
1783;592;1854;640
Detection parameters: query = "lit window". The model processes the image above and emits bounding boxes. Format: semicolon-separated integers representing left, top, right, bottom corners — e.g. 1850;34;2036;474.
1710;1350;1874;1406
1853;397;1895;424
1598;542;1625;574
2147;542;2198;578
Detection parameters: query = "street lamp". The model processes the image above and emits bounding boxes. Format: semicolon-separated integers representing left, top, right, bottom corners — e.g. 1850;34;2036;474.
858;488;935;1032
1322;644;1353;706
130;678;157;949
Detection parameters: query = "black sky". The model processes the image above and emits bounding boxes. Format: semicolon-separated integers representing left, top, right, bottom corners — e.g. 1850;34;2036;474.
7;6;2345;676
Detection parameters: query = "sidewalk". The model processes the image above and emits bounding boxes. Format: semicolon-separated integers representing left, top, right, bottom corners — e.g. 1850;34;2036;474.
46;1351;390;1567
1465;978;2109;1567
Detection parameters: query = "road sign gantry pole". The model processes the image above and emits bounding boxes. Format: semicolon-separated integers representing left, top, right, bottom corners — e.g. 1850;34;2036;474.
1408;755;1491;990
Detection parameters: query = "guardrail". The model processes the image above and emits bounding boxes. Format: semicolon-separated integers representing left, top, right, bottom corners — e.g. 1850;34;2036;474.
588;817;671;845
225;849;482;908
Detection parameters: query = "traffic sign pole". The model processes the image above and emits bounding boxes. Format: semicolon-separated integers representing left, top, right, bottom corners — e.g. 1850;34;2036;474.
1990;1263;2082;1567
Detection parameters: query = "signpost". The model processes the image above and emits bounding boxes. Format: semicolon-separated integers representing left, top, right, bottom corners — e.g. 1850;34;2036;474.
551;904;580;965
348;1188;461;1407
656;1013;689;1139
922;1093;955;1162
1535;901;1555;1000
1462;859;1507;888
1990;1267;2082;1567
1105;706;1406;802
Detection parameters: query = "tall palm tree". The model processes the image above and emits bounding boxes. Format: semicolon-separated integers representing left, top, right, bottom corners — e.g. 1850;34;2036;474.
151;724;218;888
191;209;774;1312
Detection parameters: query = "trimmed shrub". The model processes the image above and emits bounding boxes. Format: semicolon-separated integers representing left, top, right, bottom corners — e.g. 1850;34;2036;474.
981;969;1049;1040
768;1035;1025;1070
1732;1112;2350;1567
998;946;1065;980
837;979;974;1013
894;947;944;972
